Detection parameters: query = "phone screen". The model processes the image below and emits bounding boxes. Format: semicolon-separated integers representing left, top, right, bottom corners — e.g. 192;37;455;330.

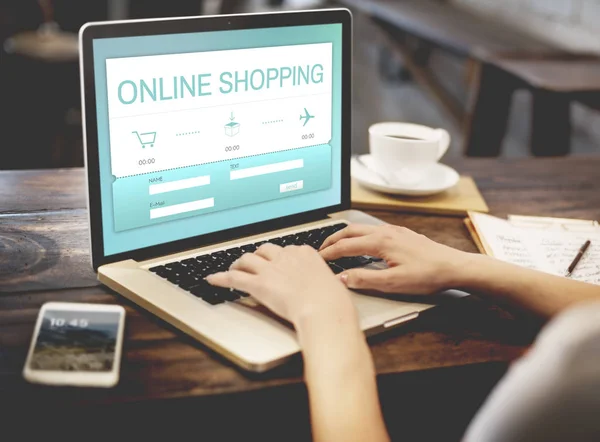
29;309;121;372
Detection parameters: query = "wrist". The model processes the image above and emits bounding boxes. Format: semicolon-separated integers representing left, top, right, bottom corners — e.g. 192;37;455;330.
292;283;356;328
445;251;490;290
294;294;358;341
295;298;372;380
294;294;362;356
450;252;503;291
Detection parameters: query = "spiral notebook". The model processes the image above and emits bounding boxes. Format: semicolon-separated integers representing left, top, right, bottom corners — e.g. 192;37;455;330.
465;212;600;285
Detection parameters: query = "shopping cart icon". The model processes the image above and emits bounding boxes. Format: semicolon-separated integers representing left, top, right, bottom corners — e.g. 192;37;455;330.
132;131;157;148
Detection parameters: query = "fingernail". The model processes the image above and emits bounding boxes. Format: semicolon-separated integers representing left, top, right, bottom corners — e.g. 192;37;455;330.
339;273;348;285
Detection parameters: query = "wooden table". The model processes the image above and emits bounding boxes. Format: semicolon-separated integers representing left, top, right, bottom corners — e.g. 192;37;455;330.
2;158;600;440
466;55;600;157
337;0;600;157
335;0;564;127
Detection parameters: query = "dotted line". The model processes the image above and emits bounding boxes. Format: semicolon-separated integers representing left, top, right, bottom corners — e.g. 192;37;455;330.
117;144;325;179
262;119;284;125
176;131;201;136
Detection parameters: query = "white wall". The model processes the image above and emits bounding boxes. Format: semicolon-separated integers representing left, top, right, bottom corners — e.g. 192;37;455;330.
453;0;600;54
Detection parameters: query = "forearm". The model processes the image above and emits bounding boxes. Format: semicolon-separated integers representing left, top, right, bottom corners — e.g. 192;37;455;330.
296;306;390;442
457;254;600;318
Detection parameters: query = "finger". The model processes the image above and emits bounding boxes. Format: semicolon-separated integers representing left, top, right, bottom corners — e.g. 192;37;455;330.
230;253;269;274
255;243;283;261
206;270;257;292
320;224;378;250
339;268;396;292
319;235;381;261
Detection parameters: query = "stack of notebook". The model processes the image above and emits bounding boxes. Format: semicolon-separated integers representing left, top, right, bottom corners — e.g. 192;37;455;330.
465;212;600;285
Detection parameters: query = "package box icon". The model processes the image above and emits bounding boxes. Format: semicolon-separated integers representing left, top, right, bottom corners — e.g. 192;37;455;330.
225;121;240;137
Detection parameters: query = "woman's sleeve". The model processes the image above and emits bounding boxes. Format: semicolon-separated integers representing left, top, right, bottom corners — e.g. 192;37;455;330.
464;301;600;442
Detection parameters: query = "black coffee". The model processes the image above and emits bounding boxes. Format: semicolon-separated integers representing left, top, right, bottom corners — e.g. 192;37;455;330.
385;135;425;141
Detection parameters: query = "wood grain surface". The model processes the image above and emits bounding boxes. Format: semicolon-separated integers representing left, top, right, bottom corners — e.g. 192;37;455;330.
495;57;600;93
2;157;599;408
351;176;489;216
338;0;560;57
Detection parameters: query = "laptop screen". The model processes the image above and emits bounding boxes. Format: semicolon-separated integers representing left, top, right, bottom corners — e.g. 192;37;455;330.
92;22;343;257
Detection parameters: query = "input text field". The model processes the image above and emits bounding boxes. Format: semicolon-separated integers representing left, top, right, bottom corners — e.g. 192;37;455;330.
150;197;215;219
230;159;304;180
149;175;210;195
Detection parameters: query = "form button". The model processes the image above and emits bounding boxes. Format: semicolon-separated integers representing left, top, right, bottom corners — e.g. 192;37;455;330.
280;180;304;193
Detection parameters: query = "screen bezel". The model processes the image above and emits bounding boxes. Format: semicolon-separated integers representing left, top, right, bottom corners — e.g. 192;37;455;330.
80;9;352;270
23;302;125;388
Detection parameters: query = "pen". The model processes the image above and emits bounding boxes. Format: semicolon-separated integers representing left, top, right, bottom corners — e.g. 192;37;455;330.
565;240;591;277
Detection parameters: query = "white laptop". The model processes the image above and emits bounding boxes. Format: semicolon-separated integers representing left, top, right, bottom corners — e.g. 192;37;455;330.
79;9;440;372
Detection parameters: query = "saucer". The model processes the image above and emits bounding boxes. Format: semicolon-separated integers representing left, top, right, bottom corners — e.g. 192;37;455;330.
351;154;459;196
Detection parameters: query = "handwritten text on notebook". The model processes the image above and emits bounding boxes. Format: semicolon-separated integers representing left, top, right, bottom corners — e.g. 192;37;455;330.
470;213;600;285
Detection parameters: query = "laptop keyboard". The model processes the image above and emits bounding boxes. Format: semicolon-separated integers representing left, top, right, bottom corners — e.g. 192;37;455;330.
148;223;379;306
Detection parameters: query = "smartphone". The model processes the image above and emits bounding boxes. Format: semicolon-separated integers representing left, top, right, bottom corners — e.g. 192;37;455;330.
23;302;126;388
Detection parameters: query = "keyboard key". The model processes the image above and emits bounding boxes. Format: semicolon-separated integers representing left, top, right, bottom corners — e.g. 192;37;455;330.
333;256;372;270
295;231;309;242
178;278;201;290
354;256;373;265
203;267;223;277
212;251;229;260
208;255;224;265
332;223;348;232
322;223;347;238
189;281;226;305
232;289;249;298
201;293;226;305
149;265;165;273
156;270;170;278
254;241;268;248
207;286;235;304
328;262;345;274
241;244;257;253
280;234;297;246
220;289;241;302
166;273;183;284
225;247;242;259
189;281;210;296
268;237;283;246
165;262;185;272
197;267;215;278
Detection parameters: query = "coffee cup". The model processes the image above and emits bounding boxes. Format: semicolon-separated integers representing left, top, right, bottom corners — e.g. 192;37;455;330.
369;122;450;186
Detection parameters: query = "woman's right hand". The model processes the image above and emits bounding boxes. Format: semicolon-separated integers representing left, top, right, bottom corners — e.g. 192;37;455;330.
319;224;475;295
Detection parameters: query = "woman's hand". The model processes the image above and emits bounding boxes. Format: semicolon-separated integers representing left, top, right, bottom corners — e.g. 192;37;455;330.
209;243;389;442
206;243;357;328
320;224;473;295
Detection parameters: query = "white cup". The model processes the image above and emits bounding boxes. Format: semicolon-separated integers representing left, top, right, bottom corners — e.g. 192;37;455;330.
369;122;450;186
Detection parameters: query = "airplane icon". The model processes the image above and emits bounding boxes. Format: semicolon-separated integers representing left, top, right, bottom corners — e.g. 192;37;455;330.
299;108;315;127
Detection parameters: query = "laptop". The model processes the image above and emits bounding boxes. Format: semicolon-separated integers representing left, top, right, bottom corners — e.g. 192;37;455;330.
79;9;438;372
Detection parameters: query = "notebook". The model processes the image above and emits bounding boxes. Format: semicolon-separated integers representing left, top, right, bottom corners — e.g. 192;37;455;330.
351;176;489;216
466;212;600;285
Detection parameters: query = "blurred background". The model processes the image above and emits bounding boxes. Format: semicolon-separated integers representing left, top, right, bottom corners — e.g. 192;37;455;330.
1;0;599;170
